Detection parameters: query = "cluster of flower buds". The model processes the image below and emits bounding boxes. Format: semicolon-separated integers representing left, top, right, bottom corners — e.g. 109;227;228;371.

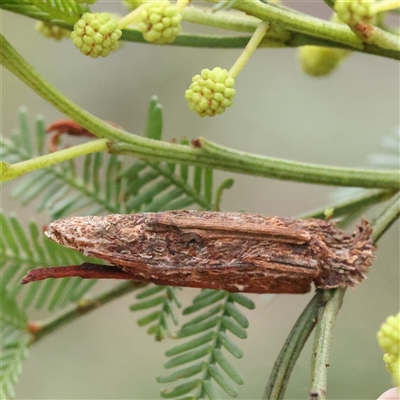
377;312;400;385
71;12;122;58
35;21;70;41
185;68;236;117
334;0;376;26
136;0;182;44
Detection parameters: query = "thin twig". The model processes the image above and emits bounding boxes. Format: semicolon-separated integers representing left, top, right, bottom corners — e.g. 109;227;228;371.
263;291;324;400
297;189;397;220
370;191;400;242
28;281;147;344
309;288;345;400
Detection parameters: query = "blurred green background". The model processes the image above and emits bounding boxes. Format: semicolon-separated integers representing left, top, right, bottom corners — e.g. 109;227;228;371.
1;2;399;399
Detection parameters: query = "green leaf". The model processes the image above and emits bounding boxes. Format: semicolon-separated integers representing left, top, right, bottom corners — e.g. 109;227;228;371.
229;293;256;310
160;292;253;399
146;96;163;140
181;305;224;329
160;379;203;398
175;316;220;339
225;302;249;329
1;285;27;330
203;380;222;400
166;332;216;357
164;346;213;369
0;212;99;311
183;291;227;315
221;316;247;339
212;349;244;385
130;295;166;311
217;332;243;359
214;178;234;211
0;0;90;24
157;362;207;383
207;365;238;397
137;311;162;327
1;286;30;400
130;286;181;340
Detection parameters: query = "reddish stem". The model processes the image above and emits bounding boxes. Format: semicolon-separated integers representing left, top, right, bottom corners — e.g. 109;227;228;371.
20;263;135;284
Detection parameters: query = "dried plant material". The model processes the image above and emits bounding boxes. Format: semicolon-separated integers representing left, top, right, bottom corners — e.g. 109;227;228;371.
21;211;376;294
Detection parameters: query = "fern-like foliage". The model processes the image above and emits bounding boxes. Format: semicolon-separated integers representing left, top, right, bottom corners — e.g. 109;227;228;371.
0;286;30;400
1;102;232;220
0;0;88;25
130;285;182;341
157;290;255;399
0;212;98;311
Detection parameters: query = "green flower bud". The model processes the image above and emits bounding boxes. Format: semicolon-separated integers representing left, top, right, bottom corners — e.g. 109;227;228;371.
71;12;122;58
185;67;236;117
378;312;400;384
334;0;376;26
298;46;350;77
378;313;400;356
137;0;182;44
35;20;70;41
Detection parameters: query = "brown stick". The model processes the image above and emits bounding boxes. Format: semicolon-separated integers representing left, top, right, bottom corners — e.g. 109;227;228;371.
20;263;135;284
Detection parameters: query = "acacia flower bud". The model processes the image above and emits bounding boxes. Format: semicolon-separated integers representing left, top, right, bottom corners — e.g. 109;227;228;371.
378;312;400;384
334;0;376;26
35;21;70;41
298;45;350;76
137;0;182;44
71;12;122;58
185;68;236;117
378;313;400;356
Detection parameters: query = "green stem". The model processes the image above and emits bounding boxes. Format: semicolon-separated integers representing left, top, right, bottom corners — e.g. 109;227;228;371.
28;281;147;344
348;21;400;51
210;0;364;49
121;28;284;48
308;193;399;397
309;288;345;400
229;21;270;79
182;6;263;34
371;190;400;242
297;189;398;220
2;33;399;189
211;0;400;58
372;0;400;13
263;291;324;400
192;139;400;189
118;5;144;30
1;139;110;182
175;0;191;14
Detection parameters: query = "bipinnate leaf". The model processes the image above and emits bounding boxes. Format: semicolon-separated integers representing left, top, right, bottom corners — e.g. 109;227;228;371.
0;0;90;24
0;212;97;311
3;104;233;220
159;290;255;398
1;286;30;400
130;286;182;341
